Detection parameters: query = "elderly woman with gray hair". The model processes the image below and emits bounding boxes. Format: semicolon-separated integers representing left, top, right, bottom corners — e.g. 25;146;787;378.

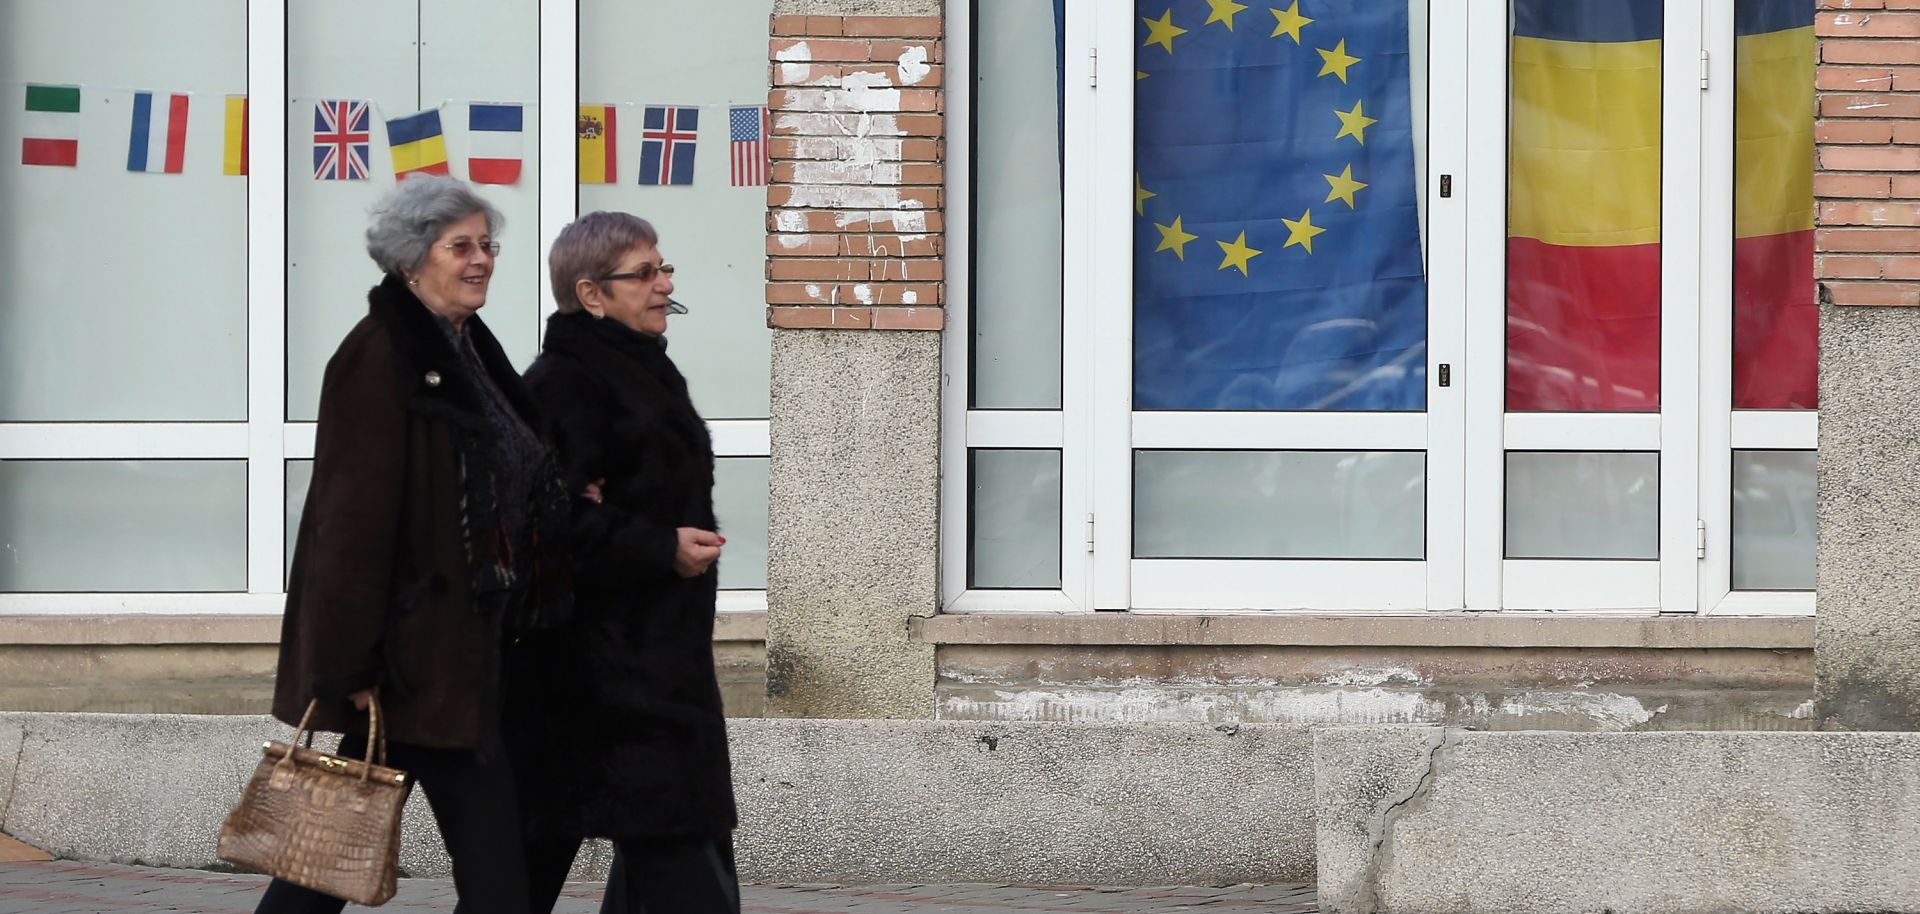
255;174;571;914
508;211;738;914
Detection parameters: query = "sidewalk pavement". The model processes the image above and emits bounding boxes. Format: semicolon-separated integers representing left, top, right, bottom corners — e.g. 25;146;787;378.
0;860;1318;913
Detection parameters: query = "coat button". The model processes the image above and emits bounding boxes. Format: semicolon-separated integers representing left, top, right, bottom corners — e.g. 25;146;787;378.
425;370;442;387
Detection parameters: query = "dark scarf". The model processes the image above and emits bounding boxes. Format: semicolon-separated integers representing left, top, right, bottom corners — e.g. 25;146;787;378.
368;274;572;632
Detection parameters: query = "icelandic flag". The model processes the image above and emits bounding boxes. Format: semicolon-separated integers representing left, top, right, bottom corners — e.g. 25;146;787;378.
127;91;189;174
313;99;371;181
1133;0;1428;411
467;103;523;185
639;105;698;186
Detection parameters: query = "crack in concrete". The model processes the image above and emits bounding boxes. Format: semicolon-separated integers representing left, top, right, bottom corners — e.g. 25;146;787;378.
1;724;28;831
1354;727;1460;914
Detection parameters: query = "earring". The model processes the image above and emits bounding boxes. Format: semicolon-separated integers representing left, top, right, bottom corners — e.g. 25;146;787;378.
406;278;419;286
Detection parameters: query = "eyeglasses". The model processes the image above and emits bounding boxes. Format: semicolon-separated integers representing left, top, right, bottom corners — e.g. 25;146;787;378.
597;263;675;283
442;240;501;258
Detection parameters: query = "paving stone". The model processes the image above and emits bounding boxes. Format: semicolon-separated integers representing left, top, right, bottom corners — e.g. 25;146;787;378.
0;860;1315;913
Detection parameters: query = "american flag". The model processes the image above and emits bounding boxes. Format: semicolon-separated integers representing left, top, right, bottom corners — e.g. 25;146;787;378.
729;105;769;187
313;99;370;180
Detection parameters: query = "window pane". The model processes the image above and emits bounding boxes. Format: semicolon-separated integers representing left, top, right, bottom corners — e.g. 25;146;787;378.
287;0;542;421
286;459;313;584
1505;451;1658;559
1506;0;1662;412
0;460;245;592
579;0;773;420
1733;449;1815;590
971;0;1064;410
1734;0;1816;410
1132;1;1430;411
1134;451;1425;559
969;449;1063;588
0;1;246;421
714;457;769;591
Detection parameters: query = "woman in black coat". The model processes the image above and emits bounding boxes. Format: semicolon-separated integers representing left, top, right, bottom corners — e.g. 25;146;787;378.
512;211;738;914
257;175;571;914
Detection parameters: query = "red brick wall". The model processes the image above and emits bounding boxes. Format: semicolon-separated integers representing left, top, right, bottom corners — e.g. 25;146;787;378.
765;15;947;331
1817;1;1920;305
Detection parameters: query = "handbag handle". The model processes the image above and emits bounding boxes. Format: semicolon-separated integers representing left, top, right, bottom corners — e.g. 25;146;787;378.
284;695;389;781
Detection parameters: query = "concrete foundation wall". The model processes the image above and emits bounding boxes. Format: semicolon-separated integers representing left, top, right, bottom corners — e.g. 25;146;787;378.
1816;304;1920;730
1314;726;1920;914
0;713;1316;885
765;331;941;718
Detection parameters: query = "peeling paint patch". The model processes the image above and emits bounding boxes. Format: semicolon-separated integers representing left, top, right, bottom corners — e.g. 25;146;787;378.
783;184;910;211
1319;667;1433;689
897;45;932;85
773;211;810;235
777;42;814;85
804;283;824;301
902;290;918;305
1790;699;1818;719
851;284;874;304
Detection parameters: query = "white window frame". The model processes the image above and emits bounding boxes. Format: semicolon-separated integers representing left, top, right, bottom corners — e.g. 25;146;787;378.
0;0;772;616
947;0;1816;617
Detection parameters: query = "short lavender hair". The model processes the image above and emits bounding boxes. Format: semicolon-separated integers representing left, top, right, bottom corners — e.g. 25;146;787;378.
548;211;660;313
364;174;503;275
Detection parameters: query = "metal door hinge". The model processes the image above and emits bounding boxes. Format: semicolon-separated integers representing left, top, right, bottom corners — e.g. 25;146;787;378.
1085;513;1096;552
1089;47;1099;88
1699;50;1710;90
1696;519;1707;559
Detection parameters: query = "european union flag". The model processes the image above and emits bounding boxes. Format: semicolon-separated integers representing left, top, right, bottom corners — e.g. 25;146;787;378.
1133;1;1428;411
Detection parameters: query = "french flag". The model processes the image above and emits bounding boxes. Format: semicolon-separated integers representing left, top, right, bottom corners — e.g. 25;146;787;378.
127;91;188;174
467;103;523;185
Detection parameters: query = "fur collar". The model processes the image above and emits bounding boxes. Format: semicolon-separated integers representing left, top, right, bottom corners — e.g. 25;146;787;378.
366;273;542;431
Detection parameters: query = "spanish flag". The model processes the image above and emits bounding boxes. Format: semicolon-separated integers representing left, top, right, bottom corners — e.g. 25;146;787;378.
386;108;450;179
1506;0;1663;412
578;104;617;184
1734;0;1815;409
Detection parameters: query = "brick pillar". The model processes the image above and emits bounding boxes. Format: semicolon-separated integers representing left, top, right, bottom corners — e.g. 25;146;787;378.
761;7;946;718
1811;1;1920;728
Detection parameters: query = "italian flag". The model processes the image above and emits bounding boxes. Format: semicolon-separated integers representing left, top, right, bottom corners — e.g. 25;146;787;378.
23;84;80;167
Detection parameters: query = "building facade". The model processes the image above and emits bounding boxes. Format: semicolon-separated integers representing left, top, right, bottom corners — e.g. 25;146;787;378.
1;0;1914;732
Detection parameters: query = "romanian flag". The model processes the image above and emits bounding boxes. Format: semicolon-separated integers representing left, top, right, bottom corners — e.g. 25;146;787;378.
386;108;450;179
223;95;248;176
578;104;618;184
1506;0;1663;412
1734;0;1816;409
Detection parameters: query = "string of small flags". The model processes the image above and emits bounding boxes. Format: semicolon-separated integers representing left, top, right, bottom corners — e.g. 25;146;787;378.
13;83;771;188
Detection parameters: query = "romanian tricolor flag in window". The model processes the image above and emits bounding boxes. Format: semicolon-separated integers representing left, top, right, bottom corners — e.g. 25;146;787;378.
1734;0;1816;409
1506;0;1664;412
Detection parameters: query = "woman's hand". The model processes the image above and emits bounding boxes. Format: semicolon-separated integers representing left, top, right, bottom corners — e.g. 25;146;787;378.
349;688;375;711
674;528;725;578
582;478;606;504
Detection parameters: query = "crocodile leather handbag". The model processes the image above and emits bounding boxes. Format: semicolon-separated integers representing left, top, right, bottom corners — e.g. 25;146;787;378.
218;697;413;906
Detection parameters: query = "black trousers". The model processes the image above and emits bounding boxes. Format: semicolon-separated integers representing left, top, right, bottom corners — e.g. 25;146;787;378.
527;833;740;914
252;728;530;914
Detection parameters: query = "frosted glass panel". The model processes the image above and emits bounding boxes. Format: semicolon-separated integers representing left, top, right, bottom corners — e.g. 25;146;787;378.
1505;451;1658;559
288;0;543;420
714;457;769;591
971;1;1064;409
0;0;246;420
969;449;1062;588
286;460;313;583
579;0;773;419
0;460;245;592
1733;450;1815;590
1134;451;1424;559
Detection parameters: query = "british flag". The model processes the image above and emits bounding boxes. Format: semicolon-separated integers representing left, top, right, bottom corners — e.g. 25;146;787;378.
313;99;371;181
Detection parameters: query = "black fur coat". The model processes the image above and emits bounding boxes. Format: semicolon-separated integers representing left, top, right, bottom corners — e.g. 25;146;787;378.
507;309;737;841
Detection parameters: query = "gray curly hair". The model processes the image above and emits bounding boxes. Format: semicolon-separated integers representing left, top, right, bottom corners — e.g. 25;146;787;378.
364;174;504;275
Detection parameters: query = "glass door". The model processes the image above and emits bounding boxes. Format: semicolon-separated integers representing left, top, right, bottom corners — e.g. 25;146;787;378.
1094;0;1467;610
